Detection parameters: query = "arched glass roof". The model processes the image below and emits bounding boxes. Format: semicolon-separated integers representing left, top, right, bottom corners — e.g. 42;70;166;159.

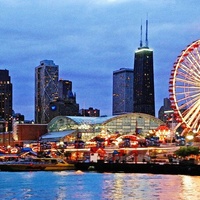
44;113;165;142
66;116;114;125
48;113;164;133
47;115;114;132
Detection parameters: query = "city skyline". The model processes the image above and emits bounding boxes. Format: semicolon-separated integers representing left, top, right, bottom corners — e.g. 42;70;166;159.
0;0;199;120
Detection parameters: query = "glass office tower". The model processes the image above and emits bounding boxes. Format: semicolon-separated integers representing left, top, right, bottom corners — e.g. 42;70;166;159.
35;60;59;124
113;68;133;115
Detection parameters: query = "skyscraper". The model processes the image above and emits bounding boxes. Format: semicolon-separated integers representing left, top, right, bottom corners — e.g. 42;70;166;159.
158;98;172;122
113;68;134;115
58;80;72;100
0;69;12;131
35;60;59;124
133;20;155;116
49;79;79;120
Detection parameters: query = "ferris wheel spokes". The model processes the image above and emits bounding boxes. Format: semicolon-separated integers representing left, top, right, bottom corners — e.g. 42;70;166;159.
169;39;200;132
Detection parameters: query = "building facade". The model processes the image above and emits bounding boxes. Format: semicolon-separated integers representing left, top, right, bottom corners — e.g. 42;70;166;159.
113;68;133;115
0;69;12;131
58;80;72;100
79;107;100;117
11;124;48;146
35;60;59;124
158;98;172;122
133;20;155;116
45;113;164;142
49;98;79;120
49;79;79;120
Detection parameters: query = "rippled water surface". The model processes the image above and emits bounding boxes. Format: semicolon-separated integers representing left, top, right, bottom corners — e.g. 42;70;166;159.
1;171;200;200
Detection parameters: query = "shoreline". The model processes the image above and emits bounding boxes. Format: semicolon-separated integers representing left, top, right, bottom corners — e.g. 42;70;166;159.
74;161;200;176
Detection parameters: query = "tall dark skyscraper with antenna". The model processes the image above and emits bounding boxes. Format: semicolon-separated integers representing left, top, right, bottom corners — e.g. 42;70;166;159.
133;20;155;116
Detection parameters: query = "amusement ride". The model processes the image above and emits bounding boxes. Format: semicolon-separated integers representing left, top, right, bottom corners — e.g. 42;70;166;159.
169;39;200;134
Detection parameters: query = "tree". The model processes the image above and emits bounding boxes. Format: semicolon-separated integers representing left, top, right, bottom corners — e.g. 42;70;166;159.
175;146;199;158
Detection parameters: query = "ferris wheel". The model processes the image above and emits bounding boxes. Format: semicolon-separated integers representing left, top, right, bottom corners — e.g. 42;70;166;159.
169;39;200;132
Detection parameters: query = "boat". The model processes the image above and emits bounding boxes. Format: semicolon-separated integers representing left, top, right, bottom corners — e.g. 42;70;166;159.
0;157;75;172
74;160;200;176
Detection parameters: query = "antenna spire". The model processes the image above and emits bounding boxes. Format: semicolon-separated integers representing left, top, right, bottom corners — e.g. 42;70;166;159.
140;19;143;47
145;16;149;47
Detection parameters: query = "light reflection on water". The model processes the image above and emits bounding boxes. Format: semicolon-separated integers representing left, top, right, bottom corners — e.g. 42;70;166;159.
0;171;200;200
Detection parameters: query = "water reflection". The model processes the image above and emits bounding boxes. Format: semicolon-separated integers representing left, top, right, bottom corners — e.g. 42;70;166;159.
0;172;200;200
101;174;182;200
181;176;200;200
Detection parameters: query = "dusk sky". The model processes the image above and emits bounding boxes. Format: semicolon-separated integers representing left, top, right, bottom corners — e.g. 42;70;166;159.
0;0;199;120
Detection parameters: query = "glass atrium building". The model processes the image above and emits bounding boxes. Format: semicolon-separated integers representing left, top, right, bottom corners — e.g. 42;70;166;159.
42;113;164;142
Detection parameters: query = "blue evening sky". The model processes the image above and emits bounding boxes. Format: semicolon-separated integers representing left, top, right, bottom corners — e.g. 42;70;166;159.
0;0;199;120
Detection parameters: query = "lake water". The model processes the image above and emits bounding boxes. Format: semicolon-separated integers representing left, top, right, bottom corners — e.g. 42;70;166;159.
0;171;200;200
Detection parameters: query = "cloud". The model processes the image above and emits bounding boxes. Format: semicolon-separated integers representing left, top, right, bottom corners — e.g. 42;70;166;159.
0;0;200;120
